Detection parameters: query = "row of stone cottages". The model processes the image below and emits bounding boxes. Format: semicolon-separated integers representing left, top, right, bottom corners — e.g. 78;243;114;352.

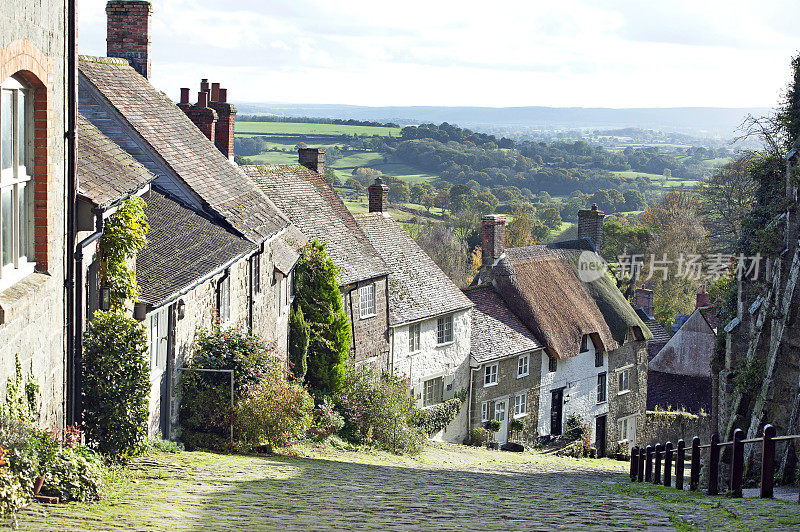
1;0;655;454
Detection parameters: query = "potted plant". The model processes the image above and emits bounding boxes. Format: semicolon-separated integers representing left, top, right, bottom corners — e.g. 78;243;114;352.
510;418;525;441
484;420;501;450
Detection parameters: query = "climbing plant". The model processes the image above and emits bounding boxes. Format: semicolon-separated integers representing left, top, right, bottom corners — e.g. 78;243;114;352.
1;355;38;423
98;196;149;310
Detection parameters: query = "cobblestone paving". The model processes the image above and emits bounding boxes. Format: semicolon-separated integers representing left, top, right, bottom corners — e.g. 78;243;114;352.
9;443;800;531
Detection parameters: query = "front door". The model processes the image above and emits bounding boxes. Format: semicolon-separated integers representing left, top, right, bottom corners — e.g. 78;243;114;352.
494;399;508;444
550;389;563;436
148;308;169;437
595;415;607;458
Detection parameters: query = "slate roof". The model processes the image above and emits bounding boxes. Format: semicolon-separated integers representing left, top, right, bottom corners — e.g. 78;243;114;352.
636;308;671;361
242;164;388;285
137;190;255;306
355;212;472;325
672;314;690;334
77;114;153;208
78;56;289;243
465;286;542;364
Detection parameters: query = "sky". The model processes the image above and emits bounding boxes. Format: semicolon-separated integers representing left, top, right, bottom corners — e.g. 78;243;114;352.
78;0;799;108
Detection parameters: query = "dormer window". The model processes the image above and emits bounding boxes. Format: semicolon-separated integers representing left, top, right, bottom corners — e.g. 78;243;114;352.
580;335;590;353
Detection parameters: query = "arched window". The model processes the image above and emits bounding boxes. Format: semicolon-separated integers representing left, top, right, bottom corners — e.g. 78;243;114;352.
0;75;34;289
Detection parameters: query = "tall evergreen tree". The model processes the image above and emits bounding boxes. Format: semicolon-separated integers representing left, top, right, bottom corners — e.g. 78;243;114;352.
288;306;310;381
294;240;351;395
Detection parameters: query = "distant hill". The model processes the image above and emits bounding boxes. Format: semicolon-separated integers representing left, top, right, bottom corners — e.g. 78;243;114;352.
235;103;771;139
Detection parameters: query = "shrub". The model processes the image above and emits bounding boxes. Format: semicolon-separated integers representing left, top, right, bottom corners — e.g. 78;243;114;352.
0;466;28;525
235;375;314;449
564;414;592;454
39;447;102;502
415;398;462;435
336;365;423;454
143;437;183;454
468;427;489;446
1;355;38;424
288;306;310;381
309;396;344;441
484;419;501;433
82;310;150;458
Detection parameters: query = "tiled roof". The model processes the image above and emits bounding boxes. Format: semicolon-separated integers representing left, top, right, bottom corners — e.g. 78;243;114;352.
650;309;715;378
636;308;671;345
355;212;472;325
242;164;388;285
77;114;153;208
672;314;690;334
465;286;542;363
137;190;255;306
78;56;288;243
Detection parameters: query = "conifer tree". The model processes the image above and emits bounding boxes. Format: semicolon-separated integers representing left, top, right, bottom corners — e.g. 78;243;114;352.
294;240;351;395
288;306;310;381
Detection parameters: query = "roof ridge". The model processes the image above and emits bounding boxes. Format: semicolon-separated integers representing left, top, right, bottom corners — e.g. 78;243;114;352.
78;55;128;66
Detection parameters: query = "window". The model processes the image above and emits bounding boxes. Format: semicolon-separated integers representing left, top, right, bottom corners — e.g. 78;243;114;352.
0;76;33;288
548;356;557;373
217;275;230;323
359;283;376;318
423;377;443;407
286;269;294;302
484;363;498;386
597;372;607;403
514;392;527;417
481;401;489;422
274;273;284;316
618;368;630;393
250;254;261;294
618;415;637;444
149;314;158;368
494;400;506;422
595;349;603;368
517;354;529;378
408;323;420;353
437;315;453;344
580;335;590;353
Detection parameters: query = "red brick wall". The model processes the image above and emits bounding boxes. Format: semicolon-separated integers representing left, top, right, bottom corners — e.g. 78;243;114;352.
106;1;152;78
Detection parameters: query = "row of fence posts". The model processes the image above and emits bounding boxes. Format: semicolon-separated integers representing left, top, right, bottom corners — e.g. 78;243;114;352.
629;424;792;500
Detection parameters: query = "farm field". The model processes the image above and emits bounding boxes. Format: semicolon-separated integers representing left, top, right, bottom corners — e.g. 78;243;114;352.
612;170;700;188
236;121;401;137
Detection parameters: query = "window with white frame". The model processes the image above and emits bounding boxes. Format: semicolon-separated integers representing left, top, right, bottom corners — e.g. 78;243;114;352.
437;315;453;344
217;275;230;323
423;377;443;407
618;368;630;393
618;415;637;445
408;322;420;353
359;283;376;318
250;254;261;294
514;392;527;417
274;273;284;316
0;76;34;289
484;363;498;387
597;372;607;403
481;401;489;422
149;313;159;368
286;269;294;303
494;400;506;422
517;353;529;377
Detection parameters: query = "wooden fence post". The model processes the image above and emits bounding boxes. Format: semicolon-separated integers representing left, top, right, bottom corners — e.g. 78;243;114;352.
645;445;653;482
630;446;639;482
708;433;720;496
664;441;673;487
654;443;663;484
638;443;645;482
690;436;700;491
675;439;685;490
761;424;776;499
730;429;744;498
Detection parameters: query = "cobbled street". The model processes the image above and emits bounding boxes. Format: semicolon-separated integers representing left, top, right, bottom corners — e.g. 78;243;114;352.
10;443;800;531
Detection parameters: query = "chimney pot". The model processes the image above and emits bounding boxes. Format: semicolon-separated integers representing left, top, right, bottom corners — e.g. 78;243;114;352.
180;87;190;105
197;91;208;108
200;79;209;93
211;82;220;102
219;88;227;103
481;214;506;265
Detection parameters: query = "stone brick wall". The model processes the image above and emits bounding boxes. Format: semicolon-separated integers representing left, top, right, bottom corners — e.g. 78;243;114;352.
644;409;712;448
607;337;649;451
470;349;543;445
0;0;67;428
577;205;604;252
342;277;390;366
106;0;151;79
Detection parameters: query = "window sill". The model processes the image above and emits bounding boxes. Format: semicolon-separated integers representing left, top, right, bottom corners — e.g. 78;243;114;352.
513;413;527;419
596;400;607;405
0;271;50;325
359;313;377;320
483;381;498;388
517;372;529;379
436;340;455;348
617;389;631;396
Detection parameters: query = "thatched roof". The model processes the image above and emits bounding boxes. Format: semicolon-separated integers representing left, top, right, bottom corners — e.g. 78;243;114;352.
496;247;619;360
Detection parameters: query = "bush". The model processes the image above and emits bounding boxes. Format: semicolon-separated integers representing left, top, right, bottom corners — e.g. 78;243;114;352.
309;396;344;441
0;466;28;524
288;306;310;381
468;427;489;446
415;398;462;435
39;447;102;502
564;414;592;455
83;310;150;458
336;365;423;454
484;419;501;433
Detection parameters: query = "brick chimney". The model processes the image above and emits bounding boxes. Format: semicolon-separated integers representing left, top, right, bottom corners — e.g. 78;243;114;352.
208;84;237;161
181;88;218;144
368;177;389;213
634;287;654;318
299;148;325;175
578;203;605;253
106;1;152;79
481;214;506;266
696;286;711;309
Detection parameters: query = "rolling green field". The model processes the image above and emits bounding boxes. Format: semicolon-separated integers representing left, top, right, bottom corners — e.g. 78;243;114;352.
611;170;700;188
236;121;401;137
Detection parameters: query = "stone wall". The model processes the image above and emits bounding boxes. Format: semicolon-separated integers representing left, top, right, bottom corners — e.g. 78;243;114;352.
644;410;712;448
0;0;67;428
607;338;649;450
342;277;390;366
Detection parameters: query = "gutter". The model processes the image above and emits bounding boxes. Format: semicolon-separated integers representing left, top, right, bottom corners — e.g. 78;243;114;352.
65;0;77;427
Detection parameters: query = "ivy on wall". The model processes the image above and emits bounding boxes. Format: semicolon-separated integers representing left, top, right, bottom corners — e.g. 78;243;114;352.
98;197;149;310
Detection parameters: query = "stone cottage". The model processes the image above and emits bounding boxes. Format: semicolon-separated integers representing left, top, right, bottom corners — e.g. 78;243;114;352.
74;0;304;438
0;0;70;427
242;157;392;367
473;208;650;455
354;179;473;443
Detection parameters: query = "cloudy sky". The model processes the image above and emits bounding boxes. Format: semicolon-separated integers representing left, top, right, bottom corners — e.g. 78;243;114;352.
79;0;798;108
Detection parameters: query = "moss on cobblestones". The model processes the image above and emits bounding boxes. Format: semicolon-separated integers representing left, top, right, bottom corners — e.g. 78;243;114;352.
4;443;798;531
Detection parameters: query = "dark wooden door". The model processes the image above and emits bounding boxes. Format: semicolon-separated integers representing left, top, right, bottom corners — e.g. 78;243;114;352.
550;389;563;436
596;415;607;458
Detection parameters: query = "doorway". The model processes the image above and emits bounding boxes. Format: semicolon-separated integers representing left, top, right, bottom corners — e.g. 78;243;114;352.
550;389;563;436
595;415;607;458
494;399;508;444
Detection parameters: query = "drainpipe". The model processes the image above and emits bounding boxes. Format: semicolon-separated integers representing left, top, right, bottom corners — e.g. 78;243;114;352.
468;362;481;435
65;0;78;427
72;209;104;425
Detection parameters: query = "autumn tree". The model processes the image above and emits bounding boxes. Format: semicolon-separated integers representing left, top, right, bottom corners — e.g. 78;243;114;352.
506;208;550;248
